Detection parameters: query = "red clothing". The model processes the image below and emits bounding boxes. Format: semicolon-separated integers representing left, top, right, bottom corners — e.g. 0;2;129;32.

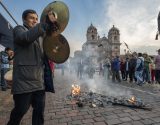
151;69;155;82
49;60;55;73
120;62;125;71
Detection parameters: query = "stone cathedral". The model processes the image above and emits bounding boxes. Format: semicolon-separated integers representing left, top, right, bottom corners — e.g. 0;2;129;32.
81;24;121;66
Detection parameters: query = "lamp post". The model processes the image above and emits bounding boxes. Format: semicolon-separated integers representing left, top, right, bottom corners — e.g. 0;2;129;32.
155;11;160;40
124;49;126;55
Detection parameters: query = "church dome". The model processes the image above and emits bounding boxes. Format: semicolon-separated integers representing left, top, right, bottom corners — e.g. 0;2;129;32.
87;23;97;33
108;25;119;35
101;36;107;41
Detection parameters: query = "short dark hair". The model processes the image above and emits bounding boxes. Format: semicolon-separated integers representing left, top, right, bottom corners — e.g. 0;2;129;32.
5;47;12;52
22;9;38;20
138;53;142;57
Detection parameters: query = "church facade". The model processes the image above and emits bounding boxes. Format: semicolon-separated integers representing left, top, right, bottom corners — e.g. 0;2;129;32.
81;24;121;66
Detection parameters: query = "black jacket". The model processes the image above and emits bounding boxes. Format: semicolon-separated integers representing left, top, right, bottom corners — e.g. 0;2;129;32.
12;24;54;94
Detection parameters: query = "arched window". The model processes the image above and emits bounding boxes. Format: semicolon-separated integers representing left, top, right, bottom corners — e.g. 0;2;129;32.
114;36;117;40
92;35;95;40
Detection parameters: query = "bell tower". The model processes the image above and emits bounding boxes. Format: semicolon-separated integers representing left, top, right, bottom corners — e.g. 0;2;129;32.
86;23;98;42
108;25;121;56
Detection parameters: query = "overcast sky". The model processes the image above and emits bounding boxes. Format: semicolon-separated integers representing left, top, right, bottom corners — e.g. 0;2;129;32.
0;0;160;56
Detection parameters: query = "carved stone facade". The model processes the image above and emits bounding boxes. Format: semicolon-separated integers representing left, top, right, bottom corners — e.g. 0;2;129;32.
81;24;121;65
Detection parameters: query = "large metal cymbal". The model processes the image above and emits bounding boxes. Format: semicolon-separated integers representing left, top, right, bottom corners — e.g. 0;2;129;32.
43;34;70;64
40;1;69;36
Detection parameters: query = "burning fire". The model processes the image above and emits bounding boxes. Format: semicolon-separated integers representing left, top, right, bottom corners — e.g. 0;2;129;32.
71;84;81;96
128;96;136;104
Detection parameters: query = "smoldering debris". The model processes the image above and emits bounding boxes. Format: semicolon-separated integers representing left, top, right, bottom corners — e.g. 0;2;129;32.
66;91;152;111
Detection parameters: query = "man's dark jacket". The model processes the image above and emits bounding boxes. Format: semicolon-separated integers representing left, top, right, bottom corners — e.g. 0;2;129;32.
12;24;54;94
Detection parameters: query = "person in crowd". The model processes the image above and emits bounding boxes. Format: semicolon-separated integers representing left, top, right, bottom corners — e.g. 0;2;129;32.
129;53;137;83
7;9;56;125
87;65;95;79
150;56;155;83
8;49;14;69
120;58;126;80
7;48;14;88
111;57;114;80
112;56;121;82
99;62;103;76
143;53;152;83
154;49;160;84
0;47;12;91
124;58;129;81
103;58;111;80
77;59;83;79
135;53;144;86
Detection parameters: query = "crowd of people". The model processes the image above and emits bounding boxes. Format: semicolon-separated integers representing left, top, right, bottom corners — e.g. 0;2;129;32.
101;49;160;86
2;47;159;90
73;49;160;87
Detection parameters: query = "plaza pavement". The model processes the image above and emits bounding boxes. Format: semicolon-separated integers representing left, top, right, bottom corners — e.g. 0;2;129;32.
1;69;160;125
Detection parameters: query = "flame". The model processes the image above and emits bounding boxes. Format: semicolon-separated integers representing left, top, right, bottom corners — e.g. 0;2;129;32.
128;96;136;104
71;84;81;96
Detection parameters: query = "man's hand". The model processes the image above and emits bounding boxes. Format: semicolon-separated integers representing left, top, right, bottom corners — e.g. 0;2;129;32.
45;11;60;35
47;11;57;23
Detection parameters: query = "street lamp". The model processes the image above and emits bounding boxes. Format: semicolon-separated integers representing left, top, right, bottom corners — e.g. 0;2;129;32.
155;11;160;40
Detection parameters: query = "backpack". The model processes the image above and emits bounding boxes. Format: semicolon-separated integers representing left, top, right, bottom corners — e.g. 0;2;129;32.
0;51;9;64
136;58;144;71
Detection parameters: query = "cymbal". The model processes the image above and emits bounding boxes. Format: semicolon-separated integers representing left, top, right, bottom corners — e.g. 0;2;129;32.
40;1;69;36
43;34;70;64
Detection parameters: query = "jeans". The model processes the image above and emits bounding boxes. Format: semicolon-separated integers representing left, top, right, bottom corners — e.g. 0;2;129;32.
135;70;143;84
7;90;45;125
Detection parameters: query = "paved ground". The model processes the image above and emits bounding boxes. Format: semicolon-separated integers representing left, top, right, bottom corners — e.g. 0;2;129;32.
1;69;160;125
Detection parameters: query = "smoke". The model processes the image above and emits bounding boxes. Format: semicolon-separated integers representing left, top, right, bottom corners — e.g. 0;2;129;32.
54;35;134;98
54;39;134;98
79;74;133;98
